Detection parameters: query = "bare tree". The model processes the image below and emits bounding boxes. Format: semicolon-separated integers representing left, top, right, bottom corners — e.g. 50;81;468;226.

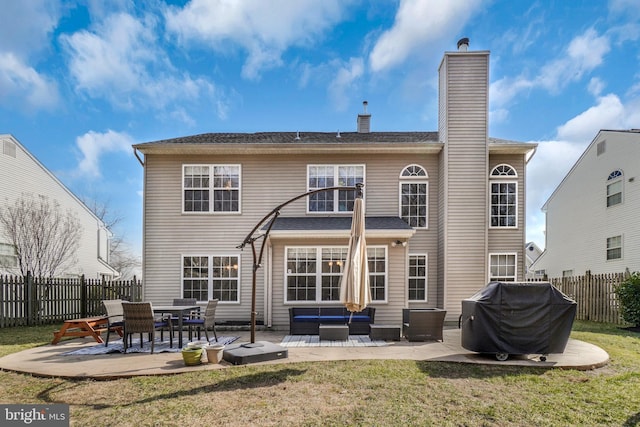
0;195;82;277
81;198;140;280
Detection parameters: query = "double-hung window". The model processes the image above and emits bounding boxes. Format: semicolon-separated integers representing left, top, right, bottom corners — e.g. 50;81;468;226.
0;243;17;268
285;246;386;302
606;235;622;260
606;170;623;207
490;164;517;227
399;165;428;228
182;255;240;302
408;254;427;301
183;165;241;213
307;165;364;212
489;253;517;282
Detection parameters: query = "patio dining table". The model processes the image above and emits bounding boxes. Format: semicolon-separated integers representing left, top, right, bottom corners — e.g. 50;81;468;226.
152;305;199;348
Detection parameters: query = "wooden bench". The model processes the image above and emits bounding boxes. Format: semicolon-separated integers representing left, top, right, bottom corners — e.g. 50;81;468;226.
51;316;120;345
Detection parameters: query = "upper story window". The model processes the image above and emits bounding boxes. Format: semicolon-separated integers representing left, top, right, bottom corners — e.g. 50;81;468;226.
606;235;622;261
183;165;241;213
307;165;364;213
490;164;517;228
606;170;623;207
399;165;428;228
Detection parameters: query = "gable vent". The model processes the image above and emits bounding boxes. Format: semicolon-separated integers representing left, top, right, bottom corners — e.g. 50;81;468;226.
597;140;606;156
2;139;16;158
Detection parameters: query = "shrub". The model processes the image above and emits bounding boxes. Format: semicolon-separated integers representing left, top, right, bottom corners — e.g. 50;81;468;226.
614;272;640;327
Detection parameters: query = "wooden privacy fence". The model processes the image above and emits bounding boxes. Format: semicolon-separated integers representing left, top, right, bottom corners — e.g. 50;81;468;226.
549;271;628;325
0;273;142;328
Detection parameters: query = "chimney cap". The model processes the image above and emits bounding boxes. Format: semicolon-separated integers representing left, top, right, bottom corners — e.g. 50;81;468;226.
457;37;469;51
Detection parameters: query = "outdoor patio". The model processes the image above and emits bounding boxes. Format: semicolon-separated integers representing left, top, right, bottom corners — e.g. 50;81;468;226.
0;327;609;379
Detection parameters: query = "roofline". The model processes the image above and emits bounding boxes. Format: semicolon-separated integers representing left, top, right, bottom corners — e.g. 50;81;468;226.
268;228;416;239
133;142;444;156
1;134;110;229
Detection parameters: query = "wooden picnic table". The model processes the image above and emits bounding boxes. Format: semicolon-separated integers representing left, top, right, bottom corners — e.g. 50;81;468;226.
51;316;119;345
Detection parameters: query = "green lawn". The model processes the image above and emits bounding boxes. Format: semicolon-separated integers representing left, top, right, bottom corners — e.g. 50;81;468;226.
0;321;639;426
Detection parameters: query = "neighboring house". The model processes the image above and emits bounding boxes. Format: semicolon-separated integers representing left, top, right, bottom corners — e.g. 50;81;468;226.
532;129;640;278
0;134;119;279
133;40;536;327
524;241;544;279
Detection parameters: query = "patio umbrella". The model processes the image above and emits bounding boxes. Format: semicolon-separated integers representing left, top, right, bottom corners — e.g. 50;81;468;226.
340;195;371;313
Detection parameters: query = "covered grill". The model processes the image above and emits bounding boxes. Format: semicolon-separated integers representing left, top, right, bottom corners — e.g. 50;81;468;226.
460;282;576;361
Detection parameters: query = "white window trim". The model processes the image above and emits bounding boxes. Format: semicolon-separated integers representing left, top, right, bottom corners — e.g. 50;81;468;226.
181;254;241;303
306;164;366;214
489;180;518;229
606;170;623;208
284;245;387;304
488;252;518;282
408;253;428;302
606;235;623;261
182;164;242;214
399;164;429;230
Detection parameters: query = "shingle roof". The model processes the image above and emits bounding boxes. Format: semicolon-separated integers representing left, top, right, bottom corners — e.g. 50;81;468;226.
264;216;414;231
136;131;439;146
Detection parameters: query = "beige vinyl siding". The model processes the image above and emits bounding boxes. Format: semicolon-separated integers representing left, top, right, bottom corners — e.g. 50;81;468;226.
440;52;490;321
487;155;527;280
142;151;439;326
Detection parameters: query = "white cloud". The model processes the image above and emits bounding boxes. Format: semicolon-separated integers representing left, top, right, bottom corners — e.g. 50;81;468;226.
587;77;605;96
328;58;364;112
369;0;484;72
0;0;60;58
75;130;135;178
490;29;611;109
0;52;59;111
164;0;345;80
60;12;222;116
536;29;610;93
556;94;625;143
526;139;586;248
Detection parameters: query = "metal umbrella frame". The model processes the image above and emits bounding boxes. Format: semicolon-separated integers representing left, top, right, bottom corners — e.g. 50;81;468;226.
238;183;364;343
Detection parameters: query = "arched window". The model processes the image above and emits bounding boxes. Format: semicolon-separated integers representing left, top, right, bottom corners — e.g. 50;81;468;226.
490;164;517;227
607;169;623;207
399;165;428;228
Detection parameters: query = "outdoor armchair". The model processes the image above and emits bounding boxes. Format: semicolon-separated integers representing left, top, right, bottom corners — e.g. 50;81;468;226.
402;308;447;342
182;299;218;342
122;302;173;353
102;299;125;347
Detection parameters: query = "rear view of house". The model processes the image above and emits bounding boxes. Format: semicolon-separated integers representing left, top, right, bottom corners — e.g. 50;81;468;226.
133;40;536;328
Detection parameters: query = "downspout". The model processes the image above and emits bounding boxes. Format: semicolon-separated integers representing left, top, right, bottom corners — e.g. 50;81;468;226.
133;148;145;167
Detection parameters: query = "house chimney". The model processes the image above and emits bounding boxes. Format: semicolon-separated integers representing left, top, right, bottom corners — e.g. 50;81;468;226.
457;37;469;52
357;101;371;133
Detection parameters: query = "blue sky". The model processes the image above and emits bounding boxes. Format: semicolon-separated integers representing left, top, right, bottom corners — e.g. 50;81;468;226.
1;0;639;260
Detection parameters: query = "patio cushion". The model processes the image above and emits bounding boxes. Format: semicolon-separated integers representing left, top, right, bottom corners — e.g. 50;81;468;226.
293;315;320;322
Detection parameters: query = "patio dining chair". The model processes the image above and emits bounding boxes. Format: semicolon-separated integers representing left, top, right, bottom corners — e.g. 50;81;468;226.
122;302;173;354
182;299;218;342
102;299;125;347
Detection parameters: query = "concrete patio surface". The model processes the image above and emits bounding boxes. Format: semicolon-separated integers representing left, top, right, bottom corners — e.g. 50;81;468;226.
0;328;609;379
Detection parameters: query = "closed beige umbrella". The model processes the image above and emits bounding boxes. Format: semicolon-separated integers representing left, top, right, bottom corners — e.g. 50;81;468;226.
340;195;371;313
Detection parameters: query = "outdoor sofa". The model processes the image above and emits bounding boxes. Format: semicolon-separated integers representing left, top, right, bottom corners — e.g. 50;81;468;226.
289;306;375;335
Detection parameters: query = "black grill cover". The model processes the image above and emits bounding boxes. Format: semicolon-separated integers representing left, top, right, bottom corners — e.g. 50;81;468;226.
461;282;577;355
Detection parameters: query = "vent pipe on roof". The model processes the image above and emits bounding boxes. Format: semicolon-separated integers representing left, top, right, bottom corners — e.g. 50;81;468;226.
357;101;371;133
457;37;469;52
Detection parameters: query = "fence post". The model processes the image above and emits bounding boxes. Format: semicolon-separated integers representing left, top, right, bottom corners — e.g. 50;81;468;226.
80;274;87;318
25;272;35;326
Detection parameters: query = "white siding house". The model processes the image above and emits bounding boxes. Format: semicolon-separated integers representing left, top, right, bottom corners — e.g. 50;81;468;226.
532;129;640;278
0;134;119;278
133;40;536;327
